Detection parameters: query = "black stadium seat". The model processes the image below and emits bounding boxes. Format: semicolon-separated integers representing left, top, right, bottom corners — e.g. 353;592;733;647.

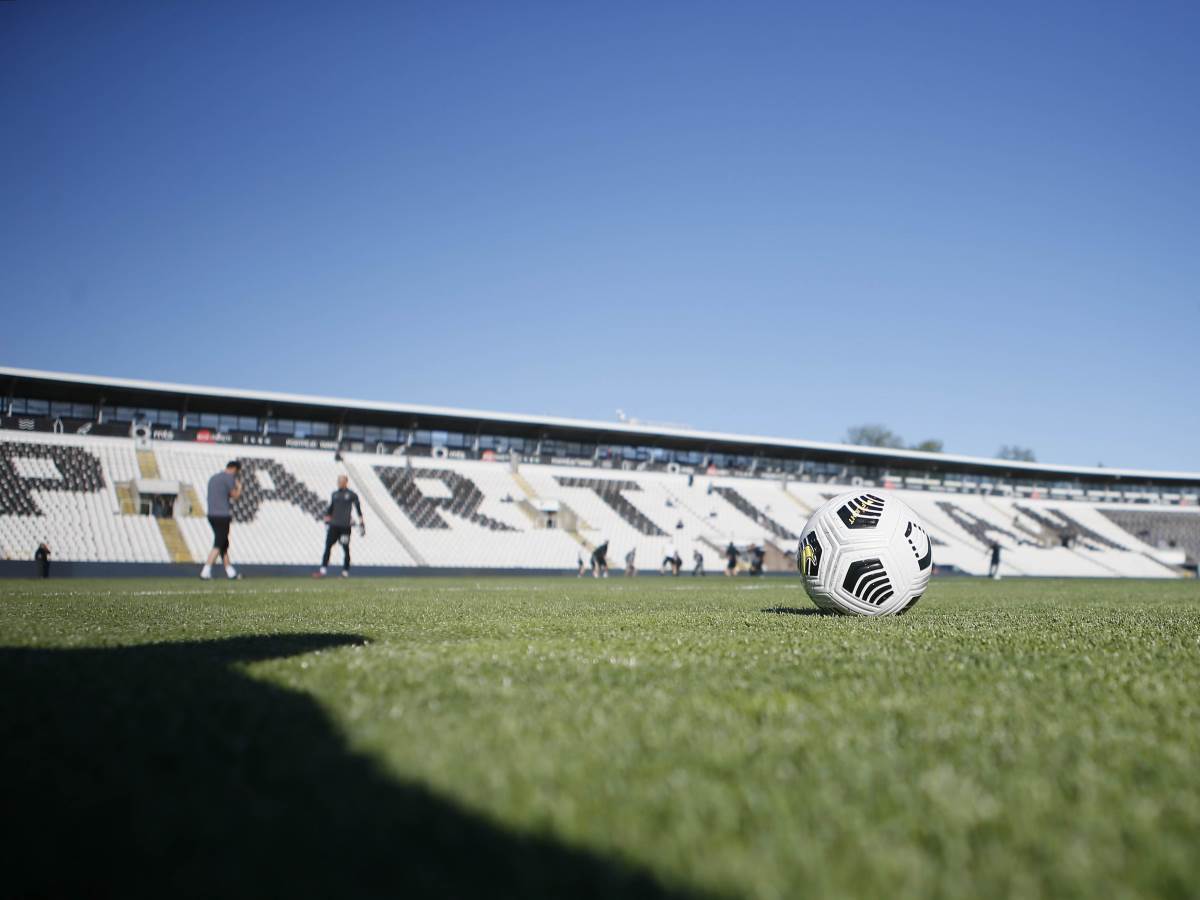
0;442;105;516
374;467;517;531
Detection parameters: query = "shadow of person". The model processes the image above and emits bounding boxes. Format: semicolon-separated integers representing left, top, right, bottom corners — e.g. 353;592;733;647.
0;634;695;899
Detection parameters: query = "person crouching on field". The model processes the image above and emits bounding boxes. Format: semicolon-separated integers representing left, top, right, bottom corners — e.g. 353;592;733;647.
315;475;365;578
591;540;609;578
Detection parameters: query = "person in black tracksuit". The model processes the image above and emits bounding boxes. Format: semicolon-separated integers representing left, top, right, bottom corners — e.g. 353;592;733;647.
988;543;1001;579
34;542;51;579
724;541;739;576
315;475;365;578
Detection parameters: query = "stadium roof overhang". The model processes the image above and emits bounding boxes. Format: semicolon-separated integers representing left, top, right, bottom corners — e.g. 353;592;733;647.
3;366;1198;487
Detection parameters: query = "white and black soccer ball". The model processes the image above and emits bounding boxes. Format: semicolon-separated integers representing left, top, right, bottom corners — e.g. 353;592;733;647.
797;490;932;616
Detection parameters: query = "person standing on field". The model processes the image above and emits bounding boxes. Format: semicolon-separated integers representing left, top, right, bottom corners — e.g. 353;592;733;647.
724;541;739;576
988;543;1002;579
201;461;242;580
34;542;50;579
314;474;365;578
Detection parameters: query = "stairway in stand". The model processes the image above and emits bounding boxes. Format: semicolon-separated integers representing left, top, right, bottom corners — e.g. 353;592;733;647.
180;484;205;517
136;449;160;479
115;483;136;515
513;467;592;551
156;518;193;563
137;448;193;561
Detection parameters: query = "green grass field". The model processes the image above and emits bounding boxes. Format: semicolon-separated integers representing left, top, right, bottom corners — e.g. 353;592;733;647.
2;576;1198;899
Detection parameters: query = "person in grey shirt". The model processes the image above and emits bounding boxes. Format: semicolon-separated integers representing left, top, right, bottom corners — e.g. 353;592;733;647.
201;461;242;580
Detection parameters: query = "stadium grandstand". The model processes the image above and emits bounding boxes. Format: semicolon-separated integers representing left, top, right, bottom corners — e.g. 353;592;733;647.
1;366;1197;578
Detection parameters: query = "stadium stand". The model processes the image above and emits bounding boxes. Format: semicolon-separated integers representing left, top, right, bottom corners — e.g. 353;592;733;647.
1;428;1194;577
1098;508;1200;567
710;486;798;542
362;458;577;569
1;368;1196;577
154;443;417;567
0;433;168;563
553;476;667;537
1011;503;1127;551
375;465;518;532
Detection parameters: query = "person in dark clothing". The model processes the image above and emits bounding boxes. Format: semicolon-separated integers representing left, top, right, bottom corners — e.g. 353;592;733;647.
724;541;739;576
661;544;682;576
692;549;705;576
591;540;609;578
315;475;365;578
34;542;50;579
988;543;1002;579
201;461;242;580
749;544;765;576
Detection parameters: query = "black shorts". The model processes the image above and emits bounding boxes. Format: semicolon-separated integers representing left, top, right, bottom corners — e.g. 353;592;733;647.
208;516;232;552
327;525;352;545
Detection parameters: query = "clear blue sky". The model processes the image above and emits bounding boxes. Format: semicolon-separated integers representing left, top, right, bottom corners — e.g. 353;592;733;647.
2;1;1197;470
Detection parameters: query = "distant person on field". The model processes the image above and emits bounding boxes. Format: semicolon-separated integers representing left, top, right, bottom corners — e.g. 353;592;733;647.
749;544;765;576
724;541;739;576
314;474;365;578
577;553;586;577
662;544;679;575
34;542;50;579
988;543;1002;579
624;548;637;577
591;540;609;578
201;461;242;580
692;549;705;576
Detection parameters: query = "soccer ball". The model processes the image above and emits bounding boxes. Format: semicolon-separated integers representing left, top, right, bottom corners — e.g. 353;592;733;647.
797;490;932;616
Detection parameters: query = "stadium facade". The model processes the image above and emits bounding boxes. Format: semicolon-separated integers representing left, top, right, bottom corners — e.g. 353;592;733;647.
2;367;1198;578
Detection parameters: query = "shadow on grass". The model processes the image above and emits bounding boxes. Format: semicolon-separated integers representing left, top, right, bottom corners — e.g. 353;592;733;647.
761;606;826;616
0;634;695;899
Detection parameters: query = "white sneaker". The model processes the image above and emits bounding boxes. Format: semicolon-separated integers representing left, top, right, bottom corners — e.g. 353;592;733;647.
200;567;212;580
226;568;240;580
340;570;350;578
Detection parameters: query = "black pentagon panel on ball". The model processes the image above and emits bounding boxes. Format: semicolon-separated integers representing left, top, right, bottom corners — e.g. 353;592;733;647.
836;493;886;530
904;521;933;571
799;531;822;576
842;557;893;606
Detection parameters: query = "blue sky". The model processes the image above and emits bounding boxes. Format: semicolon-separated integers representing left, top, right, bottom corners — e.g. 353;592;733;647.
2;1;1197;470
